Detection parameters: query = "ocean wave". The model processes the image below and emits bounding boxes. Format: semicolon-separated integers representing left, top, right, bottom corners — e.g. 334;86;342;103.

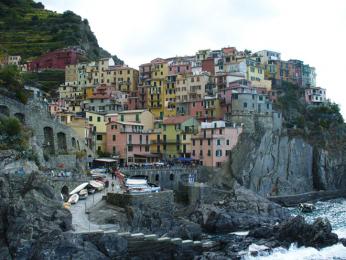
244;242;346;260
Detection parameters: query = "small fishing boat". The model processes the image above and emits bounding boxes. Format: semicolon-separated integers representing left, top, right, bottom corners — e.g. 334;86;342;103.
89;180;104;191
68;194;79;204
69;182;89;196
79;189;88;200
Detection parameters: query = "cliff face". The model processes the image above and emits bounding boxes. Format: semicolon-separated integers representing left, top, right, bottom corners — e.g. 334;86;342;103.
227;131;346;196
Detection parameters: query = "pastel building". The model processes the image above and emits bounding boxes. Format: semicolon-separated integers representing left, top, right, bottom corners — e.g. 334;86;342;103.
175;73;211;103
28;47;85;71
106;121;151;165
82;84;123;114
116;110;155;130
86;111;107;154
191;121;242;167
305;87;327;104
162;116;199;159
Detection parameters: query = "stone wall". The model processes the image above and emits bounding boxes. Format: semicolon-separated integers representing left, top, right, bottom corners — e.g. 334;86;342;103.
0;95;93;170
107;190;174;212
121;168;198;190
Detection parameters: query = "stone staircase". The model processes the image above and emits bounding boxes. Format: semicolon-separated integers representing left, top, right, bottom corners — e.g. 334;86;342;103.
74;229;219;254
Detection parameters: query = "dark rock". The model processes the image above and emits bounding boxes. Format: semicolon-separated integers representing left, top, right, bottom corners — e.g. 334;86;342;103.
248;216;339;249
85;233;128;258
339;238;346;247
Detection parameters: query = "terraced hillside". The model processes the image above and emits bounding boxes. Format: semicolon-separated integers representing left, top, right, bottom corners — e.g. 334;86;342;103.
0;0;122;63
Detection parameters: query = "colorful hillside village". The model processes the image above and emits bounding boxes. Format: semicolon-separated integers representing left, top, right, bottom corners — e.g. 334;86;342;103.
1;47;328;167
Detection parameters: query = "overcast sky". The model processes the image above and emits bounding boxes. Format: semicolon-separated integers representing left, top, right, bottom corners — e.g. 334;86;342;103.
38;0;346;117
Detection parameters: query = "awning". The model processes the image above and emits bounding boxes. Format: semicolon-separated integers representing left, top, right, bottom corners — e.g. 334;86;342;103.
133;154;160;158
176;157;193;162
94;158;118;162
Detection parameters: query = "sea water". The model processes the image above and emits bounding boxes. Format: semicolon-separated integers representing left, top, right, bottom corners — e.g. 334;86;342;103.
245;199;346;260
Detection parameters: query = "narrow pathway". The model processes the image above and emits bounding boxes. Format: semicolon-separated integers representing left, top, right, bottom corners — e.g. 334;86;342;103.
69;176;122;232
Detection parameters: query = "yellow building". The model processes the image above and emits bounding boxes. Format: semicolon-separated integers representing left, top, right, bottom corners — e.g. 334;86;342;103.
106;66;139;93
116;110;154;130
161;116;199;159
142;58;178;119
149;121;163;155
246;59;265;82
86;111;107;154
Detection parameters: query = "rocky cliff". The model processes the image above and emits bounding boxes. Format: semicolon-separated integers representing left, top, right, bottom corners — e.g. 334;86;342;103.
225;130;346;196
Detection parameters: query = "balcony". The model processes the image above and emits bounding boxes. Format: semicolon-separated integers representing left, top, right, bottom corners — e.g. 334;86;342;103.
204;104;215;110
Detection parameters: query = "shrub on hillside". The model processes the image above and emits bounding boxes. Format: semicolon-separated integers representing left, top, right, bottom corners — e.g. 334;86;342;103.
0;116;29;150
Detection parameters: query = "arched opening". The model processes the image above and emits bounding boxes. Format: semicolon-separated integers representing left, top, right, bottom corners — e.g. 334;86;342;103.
43;126;55;155
71;137;76;149
14;113;25;123
57;132;67;153
0;105;10;116
61;185;69;202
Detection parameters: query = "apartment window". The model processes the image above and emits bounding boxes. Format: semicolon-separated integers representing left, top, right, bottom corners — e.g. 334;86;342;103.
226;139;230;145
216;150;222;157
112;135;116;141
192;150;195;156
208;139;211;146
199;150;203;156
97;117;101;122
140;135;142;144
128;135;132;144
183;134;186;140
219;129;222;135
136;114;140;122
243;102;248;108
97;135;102;141
146;135;149;144
176;144;180;151
217;139;221;145
128;144;133;152
89;116;93;121
208;150;211;156
193;139;195;146
120;115;124;121
112;146;116;154
200;139;203;145
145;145;149;152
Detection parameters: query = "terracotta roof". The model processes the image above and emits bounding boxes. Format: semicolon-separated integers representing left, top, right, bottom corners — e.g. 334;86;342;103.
163;115;192;125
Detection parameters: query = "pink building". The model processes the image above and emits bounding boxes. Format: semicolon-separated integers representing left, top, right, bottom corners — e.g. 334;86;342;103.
49;99;66;115
106;121;151;165
168;61;192;75
191;121;242;167
305;87;327;104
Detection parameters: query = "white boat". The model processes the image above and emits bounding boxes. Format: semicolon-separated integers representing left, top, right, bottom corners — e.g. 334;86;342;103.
89;180;105;191
90;168;107;174
79;189;88;200
68;194;79;204
69;182;89;195
125;176;161;194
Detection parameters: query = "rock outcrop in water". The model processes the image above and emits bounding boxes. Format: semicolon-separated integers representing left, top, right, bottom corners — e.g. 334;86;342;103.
226;130;346;196
188;182;289;233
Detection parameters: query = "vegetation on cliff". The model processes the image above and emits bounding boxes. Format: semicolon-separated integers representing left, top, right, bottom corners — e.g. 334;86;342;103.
0;65;28;103
273;81;345;149
0;0;123;63
22;69;64;96
0;116;29;150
